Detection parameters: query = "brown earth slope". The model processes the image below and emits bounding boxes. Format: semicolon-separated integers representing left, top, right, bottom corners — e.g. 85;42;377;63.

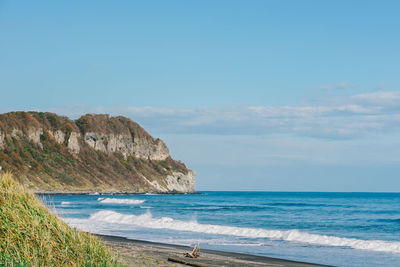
0;112;195;193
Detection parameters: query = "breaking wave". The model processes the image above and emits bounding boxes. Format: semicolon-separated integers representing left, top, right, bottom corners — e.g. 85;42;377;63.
61;201;71;205
97;198;145;205
88;210;400;253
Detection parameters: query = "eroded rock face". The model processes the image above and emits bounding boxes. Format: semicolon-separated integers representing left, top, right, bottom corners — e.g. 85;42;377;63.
84;132;107;153
82;132;169;160
11;129;23;137
106;133;134;158
0;131;4;149
76;114;171;160
141;175;167;192
27;127;43;146
165;171;196;193
142;171;196;193
68;132;80;155
49;130;65;144
10;128;43;148
134;138;169;160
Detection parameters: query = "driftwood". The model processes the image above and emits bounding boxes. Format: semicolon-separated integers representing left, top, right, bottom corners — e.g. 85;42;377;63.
167;257;206;267
185;243;200;258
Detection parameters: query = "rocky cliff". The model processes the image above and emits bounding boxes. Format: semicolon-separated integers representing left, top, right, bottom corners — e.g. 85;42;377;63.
0;112;195;193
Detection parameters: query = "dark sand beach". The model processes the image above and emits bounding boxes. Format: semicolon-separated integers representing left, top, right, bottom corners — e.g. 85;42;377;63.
98;234;331;267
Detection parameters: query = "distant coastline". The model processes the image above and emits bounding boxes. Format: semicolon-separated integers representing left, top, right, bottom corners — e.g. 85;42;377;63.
0;111;195;193
36;190;203;195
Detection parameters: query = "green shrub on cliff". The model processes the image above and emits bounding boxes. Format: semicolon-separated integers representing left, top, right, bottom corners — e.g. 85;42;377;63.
0;172;125;266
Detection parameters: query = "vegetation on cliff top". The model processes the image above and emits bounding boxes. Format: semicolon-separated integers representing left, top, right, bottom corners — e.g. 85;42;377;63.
0;172;125;266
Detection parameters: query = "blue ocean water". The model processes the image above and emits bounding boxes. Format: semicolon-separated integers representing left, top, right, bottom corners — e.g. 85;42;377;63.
42;192;400;267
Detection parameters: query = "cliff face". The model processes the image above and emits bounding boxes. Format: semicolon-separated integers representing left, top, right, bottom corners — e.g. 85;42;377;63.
0;112;195;193
75;114;170;160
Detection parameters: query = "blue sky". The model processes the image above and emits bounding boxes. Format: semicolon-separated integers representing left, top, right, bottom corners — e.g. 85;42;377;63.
1;1;400;191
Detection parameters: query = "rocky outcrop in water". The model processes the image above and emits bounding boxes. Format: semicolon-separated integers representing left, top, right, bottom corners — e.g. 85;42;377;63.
0;112;195;193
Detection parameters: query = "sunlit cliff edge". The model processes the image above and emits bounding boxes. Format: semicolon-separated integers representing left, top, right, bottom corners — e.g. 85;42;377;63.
0;112;195;193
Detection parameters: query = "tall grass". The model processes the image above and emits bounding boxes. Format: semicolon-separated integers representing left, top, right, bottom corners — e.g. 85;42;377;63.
0;172;125;266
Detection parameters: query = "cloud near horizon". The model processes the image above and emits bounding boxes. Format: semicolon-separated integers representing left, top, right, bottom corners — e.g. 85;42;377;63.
48;91;400;140
318;82;355;91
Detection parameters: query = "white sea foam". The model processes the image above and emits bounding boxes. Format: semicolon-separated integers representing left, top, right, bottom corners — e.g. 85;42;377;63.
87;210;400;254
61;201;71;205
97;198;145;205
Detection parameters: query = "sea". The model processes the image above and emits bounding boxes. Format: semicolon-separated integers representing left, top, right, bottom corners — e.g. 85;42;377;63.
41;192;400;267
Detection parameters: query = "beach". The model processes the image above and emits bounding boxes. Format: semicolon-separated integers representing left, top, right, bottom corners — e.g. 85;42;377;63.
98;234;327;267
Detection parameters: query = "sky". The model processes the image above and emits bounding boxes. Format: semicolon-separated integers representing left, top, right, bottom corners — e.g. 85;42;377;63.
1;1;400;191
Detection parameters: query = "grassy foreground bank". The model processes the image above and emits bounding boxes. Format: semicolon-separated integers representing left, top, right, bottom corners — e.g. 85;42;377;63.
0;172;125;266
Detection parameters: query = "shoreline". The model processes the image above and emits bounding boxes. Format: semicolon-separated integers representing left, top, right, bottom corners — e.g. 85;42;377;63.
96;234;332;267
35;190;203;195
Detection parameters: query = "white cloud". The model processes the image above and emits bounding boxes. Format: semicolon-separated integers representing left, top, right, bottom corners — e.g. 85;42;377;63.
318;82;354;91
49;91;400;139
352;91;400;105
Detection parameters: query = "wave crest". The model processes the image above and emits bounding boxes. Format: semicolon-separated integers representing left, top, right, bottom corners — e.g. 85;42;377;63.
97;198;145;205
88;210;400;253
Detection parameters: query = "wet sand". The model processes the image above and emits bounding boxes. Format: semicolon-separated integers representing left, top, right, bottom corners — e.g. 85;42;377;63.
97;234;331;267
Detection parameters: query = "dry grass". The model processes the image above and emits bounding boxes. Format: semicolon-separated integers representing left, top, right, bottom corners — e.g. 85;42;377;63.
0;172;126;266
